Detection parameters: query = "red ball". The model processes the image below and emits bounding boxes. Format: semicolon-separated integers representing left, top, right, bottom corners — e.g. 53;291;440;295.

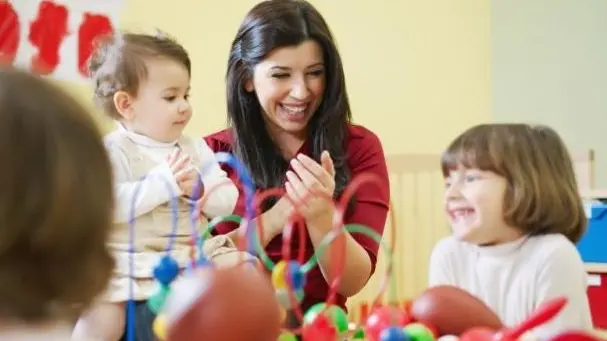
165;265;281;341
302;314;337;341
364;306;413;341
411;285;503;336
459;327;496;341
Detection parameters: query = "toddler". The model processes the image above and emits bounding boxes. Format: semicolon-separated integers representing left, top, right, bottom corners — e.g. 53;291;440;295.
71;32;256;341
0;68;114;340
430;123;593;339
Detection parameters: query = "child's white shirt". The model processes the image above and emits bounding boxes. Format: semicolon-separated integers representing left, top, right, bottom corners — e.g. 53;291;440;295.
104;124;238;223
429;234;593;339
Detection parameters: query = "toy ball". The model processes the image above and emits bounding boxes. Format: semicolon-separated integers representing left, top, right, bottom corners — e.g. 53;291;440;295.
380;326;409;341
404;322;436;341
303;303;349;333
459;327;495;341
365;305;413;341
411;285;503;336
162;264;281;341
302;313;338;341
437;335;459;341
153;314;168;340
272;260;306;291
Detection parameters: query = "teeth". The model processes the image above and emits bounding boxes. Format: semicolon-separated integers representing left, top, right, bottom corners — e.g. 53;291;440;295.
281;104;307;115
452;209;473;219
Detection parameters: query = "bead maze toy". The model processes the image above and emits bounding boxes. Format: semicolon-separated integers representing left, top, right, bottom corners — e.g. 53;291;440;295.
123;152;602;341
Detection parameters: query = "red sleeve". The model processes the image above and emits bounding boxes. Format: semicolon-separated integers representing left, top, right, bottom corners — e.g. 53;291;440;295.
342;126;390;275
203;130;244;235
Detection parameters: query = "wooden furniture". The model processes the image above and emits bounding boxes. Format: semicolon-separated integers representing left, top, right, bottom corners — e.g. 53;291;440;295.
347;153;446;323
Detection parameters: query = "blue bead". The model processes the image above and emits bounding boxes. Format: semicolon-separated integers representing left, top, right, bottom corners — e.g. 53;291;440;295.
380;326;409;341
153;255;179;285
287;261;305;290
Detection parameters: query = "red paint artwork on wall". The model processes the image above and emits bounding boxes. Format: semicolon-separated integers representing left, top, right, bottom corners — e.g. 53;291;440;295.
28;1;69;75
0;2;20;65
78;13;114;77
0;0;122;82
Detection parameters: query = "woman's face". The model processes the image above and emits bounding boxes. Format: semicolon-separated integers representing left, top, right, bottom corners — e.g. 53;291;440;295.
247;40;326;139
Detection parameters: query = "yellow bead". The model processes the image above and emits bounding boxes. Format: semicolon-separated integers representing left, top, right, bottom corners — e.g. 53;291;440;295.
153;314;168;340
271;260;288;289
278;304;286;323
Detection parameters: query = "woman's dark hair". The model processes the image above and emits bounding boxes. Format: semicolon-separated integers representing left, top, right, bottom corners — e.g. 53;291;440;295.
226;0;352;203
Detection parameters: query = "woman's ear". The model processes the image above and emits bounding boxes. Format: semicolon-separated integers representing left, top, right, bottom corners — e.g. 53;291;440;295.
244;79;254;93
113;91;135;120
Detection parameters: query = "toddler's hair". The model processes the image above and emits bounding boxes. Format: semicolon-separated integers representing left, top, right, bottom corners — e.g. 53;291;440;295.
0;67;114;322
441;123;586;243
88;30;191;119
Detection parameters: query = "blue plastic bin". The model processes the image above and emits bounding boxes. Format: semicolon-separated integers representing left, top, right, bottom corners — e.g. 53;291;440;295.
577;203;607;263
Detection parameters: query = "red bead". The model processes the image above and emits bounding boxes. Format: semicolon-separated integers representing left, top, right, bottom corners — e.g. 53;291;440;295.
302;314;337;341
365;306;413;341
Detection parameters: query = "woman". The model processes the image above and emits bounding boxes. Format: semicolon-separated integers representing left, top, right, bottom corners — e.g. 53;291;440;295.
205;0;390;320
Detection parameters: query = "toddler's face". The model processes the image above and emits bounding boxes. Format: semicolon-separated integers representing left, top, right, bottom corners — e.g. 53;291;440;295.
127;58;192;142
443;167;521;245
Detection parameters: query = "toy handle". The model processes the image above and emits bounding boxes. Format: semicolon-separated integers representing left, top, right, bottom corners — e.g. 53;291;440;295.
500;297;568;340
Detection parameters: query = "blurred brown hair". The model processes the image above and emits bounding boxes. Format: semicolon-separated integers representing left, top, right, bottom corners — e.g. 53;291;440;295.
0;67;114;322
441;123;585;243
88;31;191;119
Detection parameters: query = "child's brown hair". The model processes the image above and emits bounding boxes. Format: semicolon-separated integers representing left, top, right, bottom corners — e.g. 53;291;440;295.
88;31;191;119
441;123;586;243
0;68;114;322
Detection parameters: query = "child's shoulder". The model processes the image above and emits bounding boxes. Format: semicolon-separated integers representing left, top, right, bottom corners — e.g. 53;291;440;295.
524;233;578;255
523;233;583;267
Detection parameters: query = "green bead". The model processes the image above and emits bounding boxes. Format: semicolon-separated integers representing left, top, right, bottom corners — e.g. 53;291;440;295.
147;284;171;314
302;303;349;333
277;331;298;341
404;322;435;341
303;302;326;325
328;306;349;333
353;327;365;339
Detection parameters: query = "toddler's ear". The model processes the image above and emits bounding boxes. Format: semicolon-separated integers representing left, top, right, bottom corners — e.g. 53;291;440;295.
113;91;135;120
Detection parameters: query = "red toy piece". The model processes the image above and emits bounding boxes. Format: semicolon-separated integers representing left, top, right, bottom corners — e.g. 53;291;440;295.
411;285;503;336
302;313;338;341
165;265;281;341
364;305;413;341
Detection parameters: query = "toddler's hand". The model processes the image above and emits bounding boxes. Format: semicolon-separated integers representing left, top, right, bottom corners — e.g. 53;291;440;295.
167;149;191;180
166;149;203;199
178;172;204;200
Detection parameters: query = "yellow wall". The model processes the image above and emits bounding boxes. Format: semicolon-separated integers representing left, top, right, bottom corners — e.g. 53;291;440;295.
68;0;491;155
64;0;491;312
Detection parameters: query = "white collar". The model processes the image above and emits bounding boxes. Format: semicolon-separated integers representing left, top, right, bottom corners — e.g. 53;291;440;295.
115;121;179;148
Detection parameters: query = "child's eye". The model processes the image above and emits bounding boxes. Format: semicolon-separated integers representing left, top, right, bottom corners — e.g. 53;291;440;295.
164;96;176;102
184;94;190;101
465;174;481;182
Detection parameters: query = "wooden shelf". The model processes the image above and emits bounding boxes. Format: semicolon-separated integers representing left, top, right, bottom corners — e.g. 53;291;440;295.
586;263;607;274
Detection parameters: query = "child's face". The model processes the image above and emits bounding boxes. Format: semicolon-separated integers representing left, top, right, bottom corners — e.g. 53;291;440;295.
126;58;192;142
444;167;522;245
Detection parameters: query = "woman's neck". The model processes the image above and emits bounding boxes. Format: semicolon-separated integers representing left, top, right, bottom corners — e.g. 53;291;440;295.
266;126;306;159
